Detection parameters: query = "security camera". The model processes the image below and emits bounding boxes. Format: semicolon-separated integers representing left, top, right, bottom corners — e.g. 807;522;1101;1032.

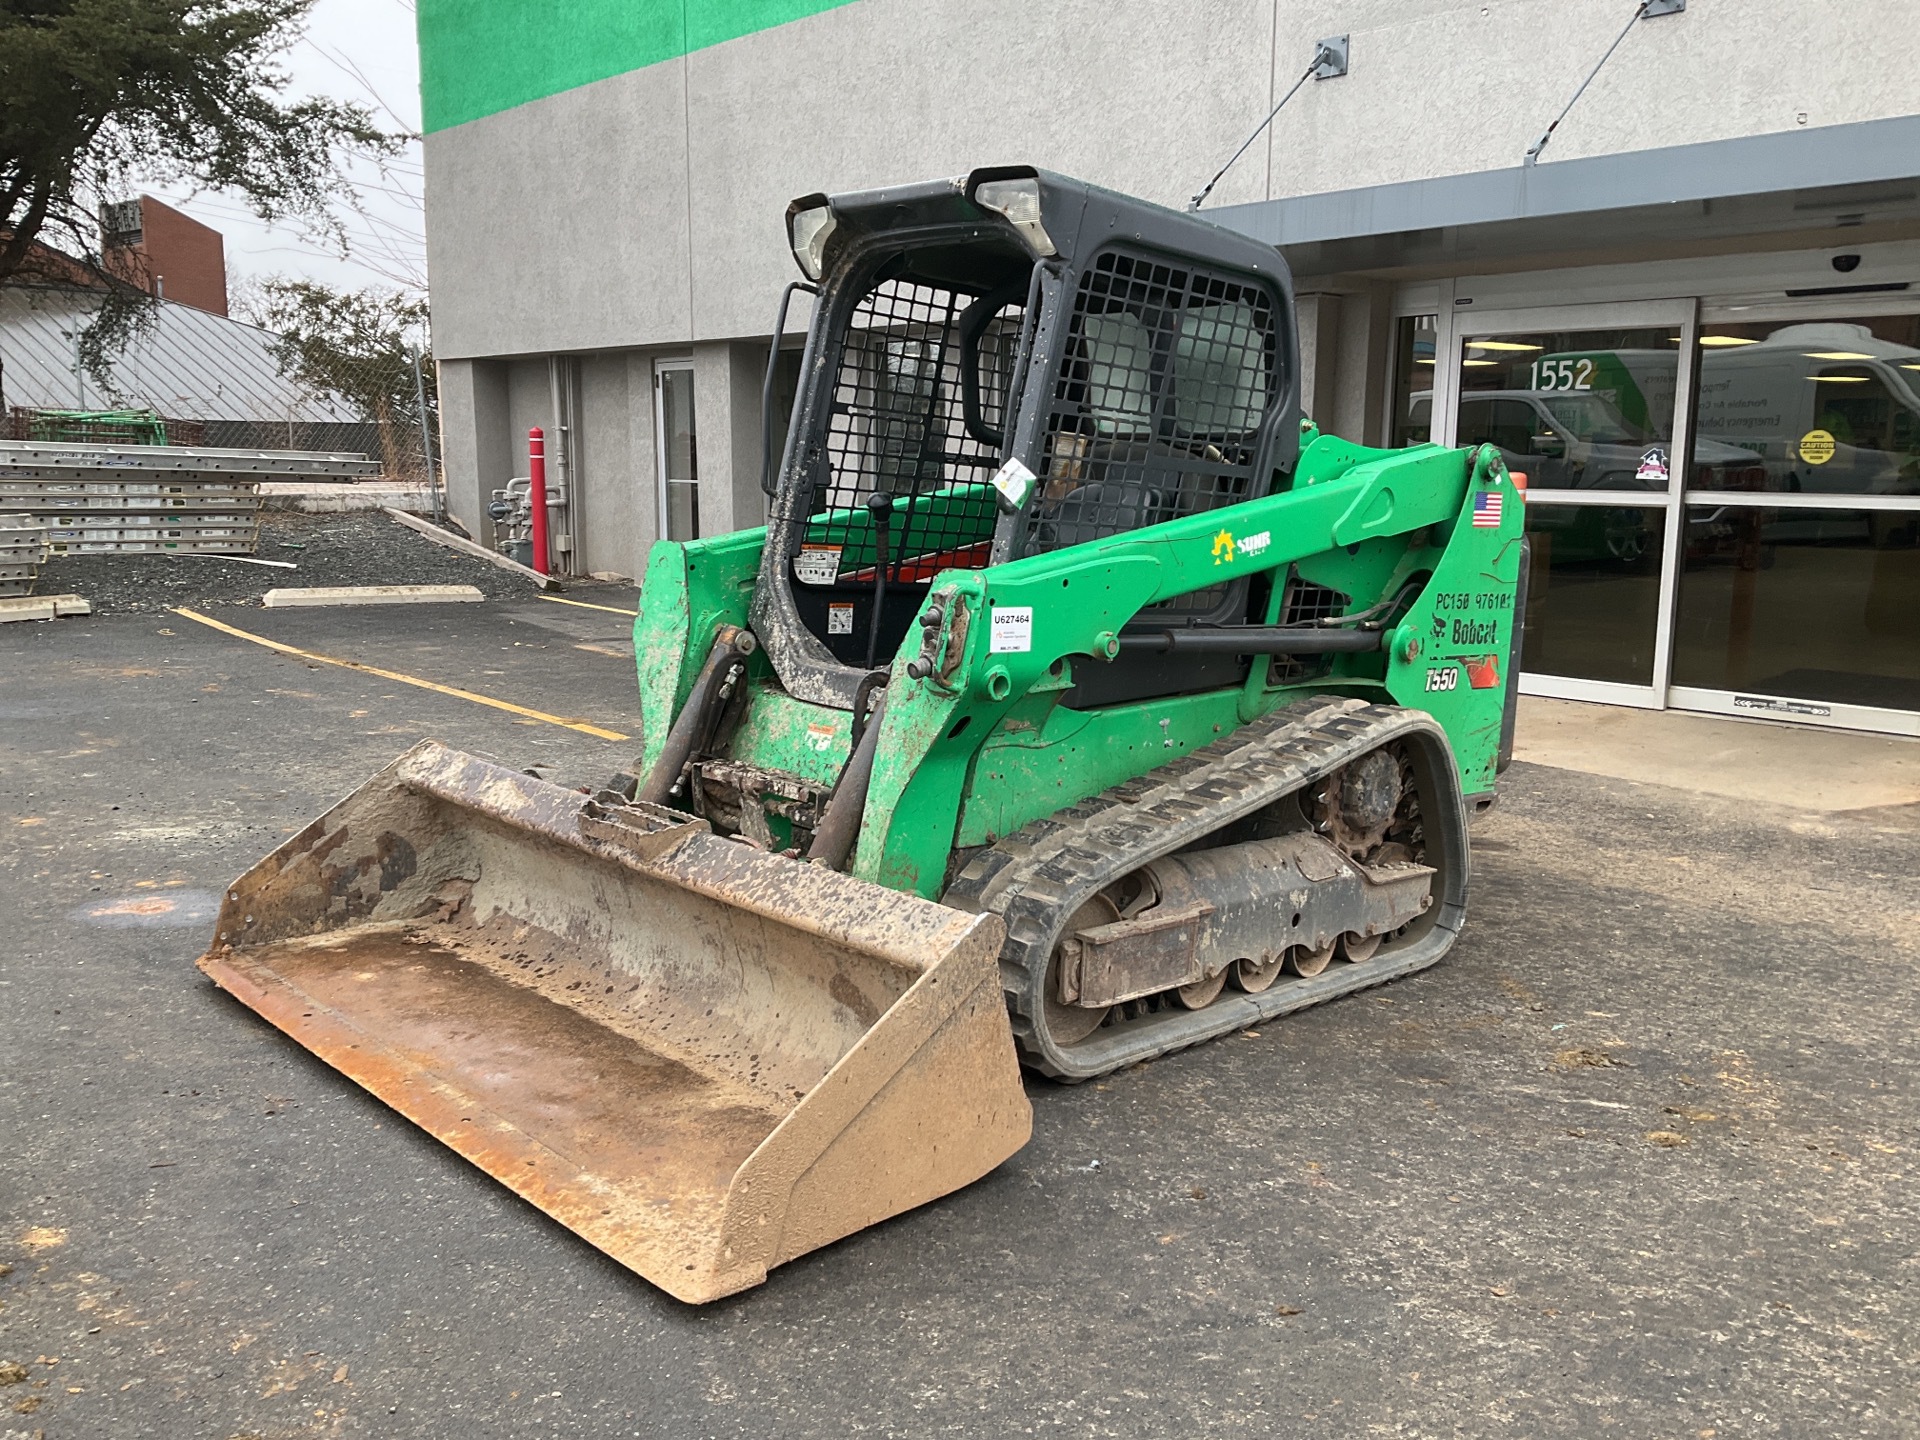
1832;253;1862;273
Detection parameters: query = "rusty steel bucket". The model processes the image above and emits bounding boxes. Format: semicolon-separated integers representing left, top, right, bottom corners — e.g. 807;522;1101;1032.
197;741;1031;1303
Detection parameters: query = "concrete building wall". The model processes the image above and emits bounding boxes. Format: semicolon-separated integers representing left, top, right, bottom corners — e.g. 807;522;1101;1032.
424;62;692;361
574;351;655;580
688;340;772;538
436;358;510;539
1264;0;1915;195
426;0;1920;358
421;0;1920;581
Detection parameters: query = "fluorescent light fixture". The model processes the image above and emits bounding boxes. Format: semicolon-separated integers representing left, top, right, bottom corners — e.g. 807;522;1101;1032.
1466;341;1542;352
1415;358;1436;364
1462;359;1500;367
1805;351;1874;360
1697;335;1758;347
1809;374;1869;382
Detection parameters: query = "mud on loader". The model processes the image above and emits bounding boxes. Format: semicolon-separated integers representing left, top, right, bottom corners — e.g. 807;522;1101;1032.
199;167;1526;1303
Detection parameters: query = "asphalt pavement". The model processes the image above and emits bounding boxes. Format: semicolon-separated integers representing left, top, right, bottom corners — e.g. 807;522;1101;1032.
2;595;1916;1439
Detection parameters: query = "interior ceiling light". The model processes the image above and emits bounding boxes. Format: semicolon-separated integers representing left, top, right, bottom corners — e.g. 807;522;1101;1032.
1462;359;1501;367
1467;341;1542;351
1809;374;1869;382
1805;350;1875;360
1697;335;1759;346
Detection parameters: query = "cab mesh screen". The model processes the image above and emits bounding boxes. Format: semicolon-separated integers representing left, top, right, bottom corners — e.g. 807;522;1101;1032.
803;277;1023;582
1027;249;1279;615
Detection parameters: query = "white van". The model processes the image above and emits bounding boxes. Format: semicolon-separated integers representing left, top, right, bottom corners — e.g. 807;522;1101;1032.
1545;323;1920;499
1408;387;1756;491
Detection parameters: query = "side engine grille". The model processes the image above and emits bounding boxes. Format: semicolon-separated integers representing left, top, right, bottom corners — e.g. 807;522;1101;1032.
1269;577;1351;684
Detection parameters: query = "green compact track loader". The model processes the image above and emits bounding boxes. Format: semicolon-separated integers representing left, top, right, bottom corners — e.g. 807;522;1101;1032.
199;167;1526;1303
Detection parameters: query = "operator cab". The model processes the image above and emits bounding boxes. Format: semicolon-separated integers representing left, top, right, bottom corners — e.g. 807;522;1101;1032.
750;167;1303;711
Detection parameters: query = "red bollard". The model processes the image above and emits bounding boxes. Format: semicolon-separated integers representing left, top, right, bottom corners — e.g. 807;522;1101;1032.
527;427;550;576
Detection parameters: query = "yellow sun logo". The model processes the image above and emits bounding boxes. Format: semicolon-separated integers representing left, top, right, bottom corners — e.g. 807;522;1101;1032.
1211;530;1236;565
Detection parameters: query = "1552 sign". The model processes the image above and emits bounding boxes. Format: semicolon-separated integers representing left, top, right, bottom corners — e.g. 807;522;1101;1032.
1529;357;1594;392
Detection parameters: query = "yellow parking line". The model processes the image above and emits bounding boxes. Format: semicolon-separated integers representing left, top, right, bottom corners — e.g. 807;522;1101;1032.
539;594;638;617
172;607;632;742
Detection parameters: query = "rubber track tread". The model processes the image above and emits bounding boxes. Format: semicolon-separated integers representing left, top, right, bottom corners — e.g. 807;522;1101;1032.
943;697;1469;1080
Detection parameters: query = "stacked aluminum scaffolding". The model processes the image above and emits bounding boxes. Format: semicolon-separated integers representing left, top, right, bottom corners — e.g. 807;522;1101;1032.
0;512;49;596
0;441;380;555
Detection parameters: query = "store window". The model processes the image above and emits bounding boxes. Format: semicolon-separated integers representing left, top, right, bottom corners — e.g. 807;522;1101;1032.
1390;314;1436;447
655;359;698;540
1688;315;1920;496
1672;507;1920;712
1455;324;1681;492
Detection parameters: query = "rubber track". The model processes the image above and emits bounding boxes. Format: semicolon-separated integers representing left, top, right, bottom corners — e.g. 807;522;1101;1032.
943;696;1469;1081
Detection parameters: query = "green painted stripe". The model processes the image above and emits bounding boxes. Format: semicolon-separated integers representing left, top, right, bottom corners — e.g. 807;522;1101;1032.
417;0;863;132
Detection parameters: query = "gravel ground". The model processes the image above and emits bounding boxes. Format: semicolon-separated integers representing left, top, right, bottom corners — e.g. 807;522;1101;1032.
35;509;539;613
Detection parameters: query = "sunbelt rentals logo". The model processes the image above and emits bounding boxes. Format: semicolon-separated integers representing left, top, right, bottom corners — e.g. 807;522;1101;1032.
1211;529;1269;565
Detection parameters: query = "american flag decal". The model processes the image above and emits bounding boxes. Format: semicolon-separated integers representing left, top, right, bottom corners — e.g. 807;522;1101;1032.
1473;490;1504;529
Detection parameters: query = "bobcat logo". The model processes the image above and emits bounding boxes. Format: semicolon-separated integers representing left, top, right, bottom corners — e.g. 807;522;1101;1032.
1211;530;1236;565
1430;613;1448;641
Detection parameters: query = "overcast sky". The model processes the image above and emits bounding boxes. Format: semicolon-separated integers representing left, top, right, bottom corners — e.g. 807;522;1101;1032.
143;0;427;300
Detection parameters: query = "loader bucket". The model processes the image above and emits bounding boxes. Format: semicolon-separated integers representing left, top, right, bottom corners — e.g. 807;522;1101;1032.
197;741;1031;1303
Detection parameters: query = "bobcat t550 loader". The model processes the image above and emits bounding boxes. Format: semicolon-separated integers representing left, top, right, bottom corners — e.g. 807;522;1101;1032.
198;167;1526;1303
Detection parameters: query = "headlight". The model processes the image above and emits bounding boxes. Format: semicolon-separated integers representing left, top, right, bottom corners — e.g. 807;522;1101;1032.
790;204;838;280
972;177;1056;257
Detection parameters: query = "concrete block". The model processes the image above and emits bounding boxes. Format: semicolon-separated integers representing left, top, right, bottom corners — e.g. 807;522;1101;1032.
0;597;56;622
261;585;485;608
384;506;556;590
259;481;434;514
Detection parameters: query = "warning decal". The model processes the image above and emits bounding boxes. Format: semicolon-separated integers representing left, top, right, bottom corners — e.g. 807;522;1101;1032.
1798;429;1836;465
794;544;842;585
826;601;854;635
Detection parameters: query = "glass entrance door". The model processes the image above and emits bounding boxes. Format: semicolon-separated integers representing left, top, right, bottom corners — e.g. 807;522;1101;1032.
1440;302;1696;706
1669;308;1920;736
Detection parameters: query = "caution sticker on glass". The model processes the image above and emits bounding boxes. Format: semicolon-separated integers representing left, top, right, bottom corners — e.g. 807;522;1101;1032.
989;605;1033;654
793;544;842;585
826;601;854;635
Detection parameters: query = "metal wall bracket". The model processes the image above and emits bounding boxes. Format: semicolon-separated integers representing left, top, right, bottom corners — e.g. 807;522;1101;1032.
1313;35;1350;79
1643;0;1686;16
